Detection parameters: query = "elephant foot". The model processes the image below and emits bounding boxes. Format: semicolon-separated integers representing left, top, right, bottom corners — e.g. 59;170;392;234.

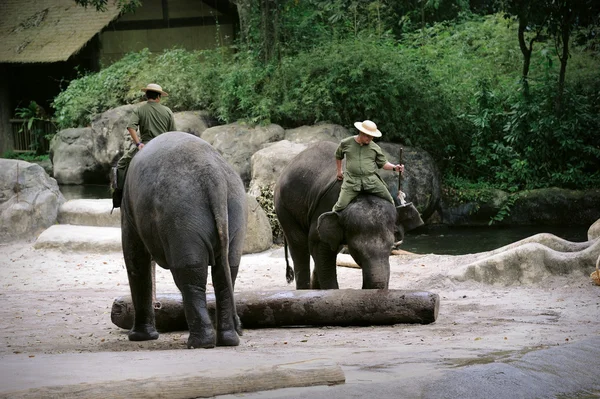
187;330;216;349
217;329;240;347
128;327;159;341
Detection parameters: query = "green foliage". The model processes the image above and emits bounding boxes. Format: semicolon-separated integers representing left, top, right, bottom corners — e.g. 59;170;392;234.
53;50;152;128
2;151;49;162
51;11;600;191
14;101;55;155
489;193;519;225
255;185;283;243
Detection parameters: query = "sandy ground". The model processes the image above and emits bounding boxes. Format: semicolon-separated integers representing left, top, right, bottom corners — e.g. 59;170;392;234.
0;238;599;396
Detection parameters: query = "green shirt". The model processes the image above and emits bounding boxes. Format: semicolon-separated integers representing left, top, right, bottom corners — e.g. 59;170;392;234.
335;136;388;191
127;101;176;143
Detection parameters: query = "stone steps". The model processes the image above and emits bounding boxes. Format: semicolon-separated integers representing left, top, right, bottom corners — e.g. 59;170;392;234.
35;197;274;254
34;199;121;252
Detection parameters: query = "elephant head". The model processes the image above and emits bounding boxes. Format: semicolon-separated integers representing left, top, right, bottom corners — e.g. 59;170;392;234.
316;196;423;289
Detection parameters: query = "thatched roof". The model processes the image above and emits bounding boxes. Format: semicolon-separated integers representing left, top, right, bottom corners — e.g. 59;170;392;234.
0;0;121;63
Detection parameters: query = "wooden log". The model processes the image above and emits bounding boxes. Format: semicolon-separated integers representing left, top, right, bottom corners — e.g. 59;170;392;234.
2;359;345;399
111;289;439;332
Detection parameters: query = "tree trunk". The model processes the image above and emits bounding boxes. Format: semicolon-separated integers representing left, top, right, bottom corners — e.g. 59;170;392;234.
112;289;440;331
555;18;571;114
518;17;532;95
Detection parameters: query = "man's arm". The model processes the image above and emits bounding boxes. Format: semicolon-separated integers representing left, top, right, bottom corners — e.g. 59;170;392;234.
382;162;404;173
127;127;144;149
336;159;343;180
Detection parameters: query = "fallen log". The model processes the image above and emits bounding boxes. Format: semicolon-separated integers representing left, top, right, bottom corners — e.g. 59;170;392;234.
111;290;439;332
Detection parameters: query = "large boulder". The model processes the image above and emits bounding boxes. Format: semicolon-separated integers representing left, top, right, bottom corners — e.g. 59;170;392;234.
248;140;308;197
0;159;65;242
378;143;442;221
89;103;139;169
50;127;102;184
244;195;273;254
201;123;285;188
284;123;351;144
440;189;510;226
508;188;600;227
174;111;218;137
50;104;139;185
441;188;600;227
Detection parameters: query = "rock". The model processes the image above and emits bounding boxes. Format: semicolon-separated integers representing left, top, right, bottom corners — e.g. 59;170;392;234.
88;104;139;169
284;123;350;144
201;123;285;188
50;127;101;184
50;104;139;185
454;233;600;286
441;189;509;226
378;143;442;221
588;218;600;241
441;188;600;227
248;140;308;197
244;195;273;254
174;110;218;137
508;188;600;227
0;159;65;242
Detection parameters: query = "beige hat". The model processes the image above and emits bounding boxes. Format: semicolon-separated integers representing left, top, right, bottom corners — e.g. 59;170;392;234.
354;120;381;137
141;83;168;96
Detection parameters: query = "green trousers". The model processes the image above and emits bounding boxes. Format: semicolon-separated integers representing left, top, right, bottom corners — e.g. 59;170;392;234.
332;178;394;212
115;144;140;190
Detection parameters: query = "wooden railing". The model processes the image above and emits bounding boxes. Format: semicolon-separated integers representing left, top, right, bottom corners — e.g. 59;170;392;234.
9;119;54;153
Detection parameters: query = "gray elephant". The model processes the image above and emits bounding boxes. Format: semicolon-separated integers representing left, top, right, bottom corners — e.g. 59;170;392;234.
121;131;247;349
274;141;423;290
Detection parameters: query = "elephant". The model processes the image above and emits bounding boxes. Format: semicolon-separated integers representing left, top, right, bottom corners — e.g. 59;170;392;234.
274;141;424;290
121;131;247;349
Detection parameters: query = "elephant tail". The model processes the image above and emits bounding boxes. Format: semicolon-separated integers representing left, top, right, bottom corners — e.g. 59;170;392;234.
212;188;242;335
284;237;295;284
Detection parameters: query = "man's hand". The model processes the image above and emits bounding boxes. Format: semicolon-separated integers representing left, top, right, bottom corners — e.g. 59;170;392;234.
136;143;145;150
395;164;404;174
336;170;343;181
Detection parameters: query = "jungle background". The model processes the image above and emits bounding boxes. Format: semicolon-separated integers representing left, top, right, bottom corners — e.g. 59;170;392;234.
12;0;600;197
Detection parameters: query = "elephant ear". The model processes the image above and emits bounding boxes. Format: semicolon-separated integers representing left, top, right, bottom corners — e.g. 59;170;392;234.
317;211;344;251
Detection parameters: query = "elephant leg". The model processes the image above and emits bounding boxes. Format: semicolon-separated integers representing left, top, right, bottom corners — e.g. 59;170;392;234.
122;223;158;341
171;267;216;349
285;231;311;289
311;243;339;289
211;258;241;347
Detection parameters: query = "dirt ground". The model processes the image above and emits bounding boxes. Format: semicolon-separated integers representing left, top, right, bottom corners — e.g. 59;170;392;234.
1;238;599;391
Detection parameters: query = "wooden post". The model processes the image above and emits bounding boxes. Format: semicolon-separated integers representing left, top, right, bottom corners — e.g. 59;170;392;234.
111;289;440;332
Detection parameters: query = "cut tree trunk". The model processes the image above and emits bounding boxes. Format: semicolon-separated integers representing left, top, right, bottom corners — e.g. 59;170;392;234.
111;289;440;332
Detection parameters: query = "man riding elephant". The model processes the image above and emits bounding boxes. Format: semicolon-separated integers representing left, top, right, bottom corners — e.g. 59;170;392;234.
111;83;176;208
332;119;404;212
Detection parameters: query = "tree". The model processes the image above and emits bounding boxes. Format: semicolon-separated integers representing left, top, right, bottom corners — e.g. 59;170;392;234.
501;0;549;94
546;0;600;113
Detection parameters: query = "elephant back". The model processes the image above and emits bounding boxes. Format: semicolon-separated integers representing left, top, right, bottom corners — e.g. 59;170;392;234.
275;142;340;229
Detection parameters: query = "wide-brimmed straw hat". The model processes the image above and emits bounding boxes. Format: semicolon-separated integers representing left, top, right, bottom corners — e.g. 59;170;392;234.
354;120;381;137
141;83;168;96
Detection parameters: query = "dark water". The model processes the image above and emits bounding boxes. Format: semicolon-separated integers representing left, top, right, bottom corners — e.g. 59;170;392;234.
59;185;591;256
59;184;111;201
402;225;589;255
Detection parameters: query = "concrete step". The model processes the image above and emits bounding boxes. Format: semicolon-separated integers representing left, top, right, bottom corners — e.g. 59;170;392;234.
34;224;122;252
58;199;120;227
